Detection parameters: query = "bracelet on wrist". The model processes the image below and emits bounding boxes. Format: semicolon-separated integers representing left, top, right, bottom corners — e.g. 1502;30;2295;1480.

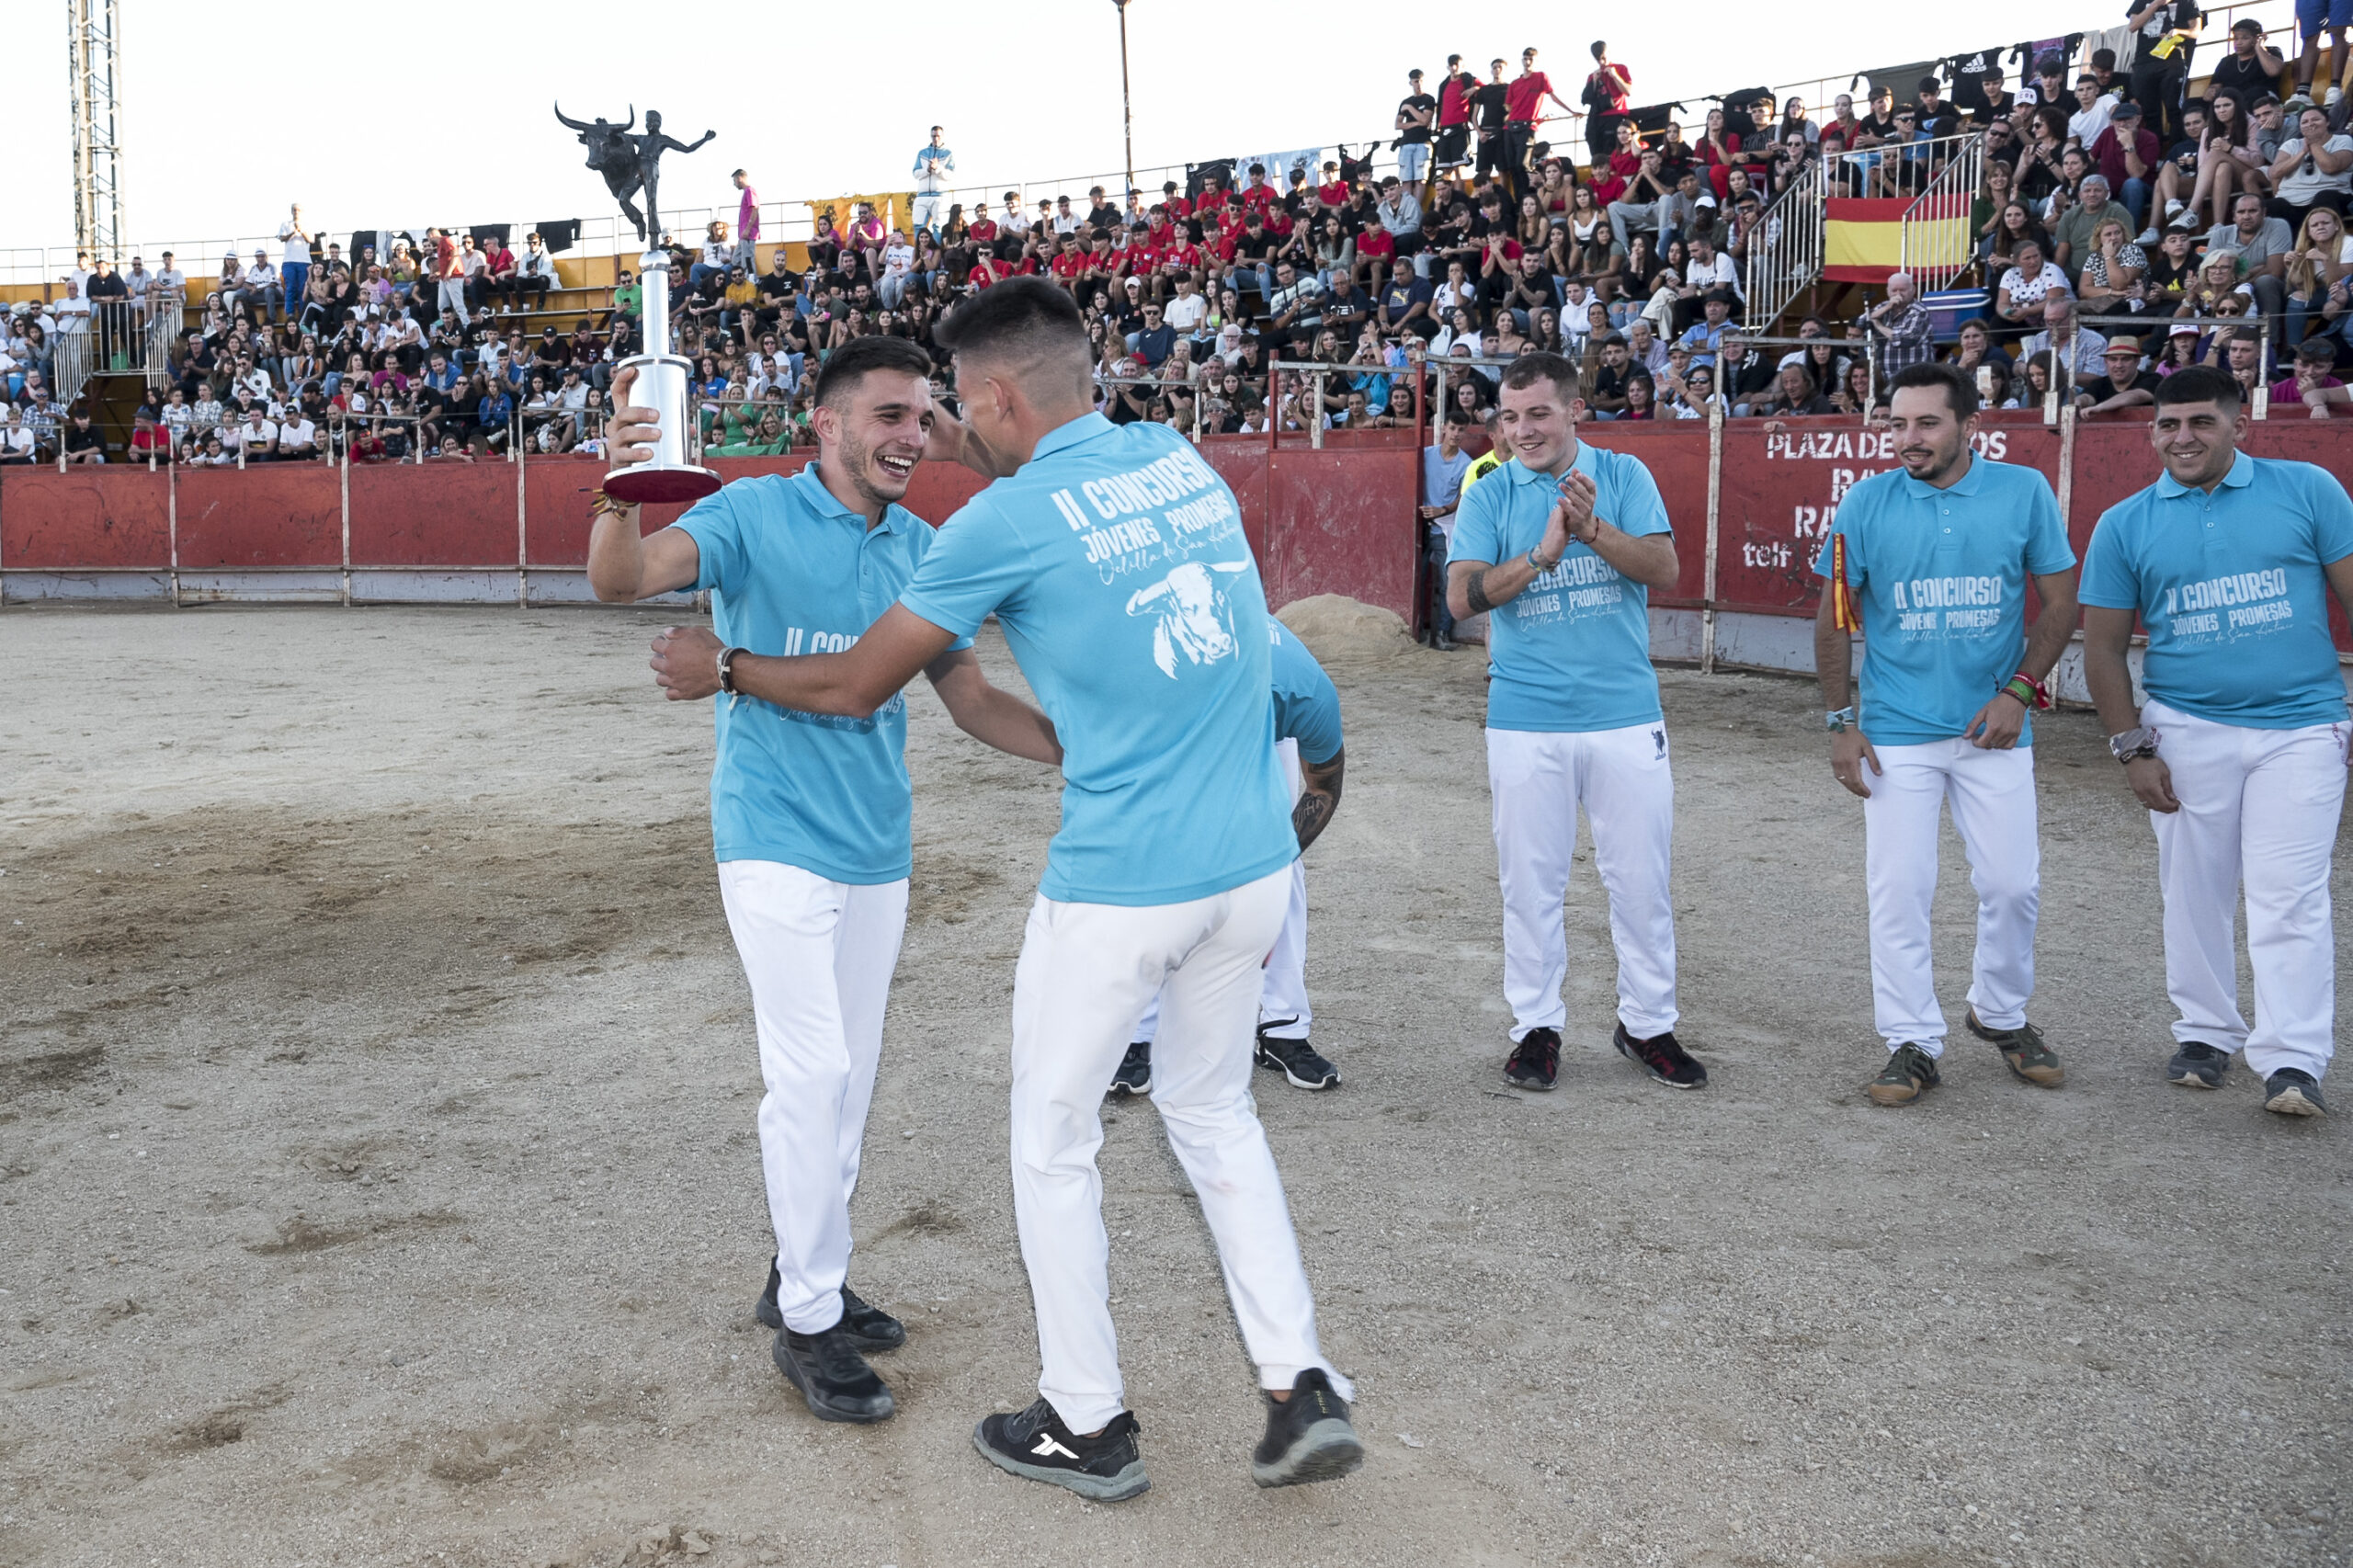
1999;671;2050;710
717;645;745;696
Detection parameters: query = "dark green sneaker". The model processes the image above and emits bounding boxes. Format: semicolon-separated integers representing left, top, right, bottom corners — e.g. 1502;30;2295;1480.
1867;1044;1941;1107
1966;1011;2064;1086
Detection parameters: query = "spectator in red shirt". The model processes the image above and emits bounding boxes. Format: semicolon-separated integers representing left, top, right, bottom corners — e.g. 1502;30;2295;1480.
967;201;999;247
1583;42;1634;163
1505;48;1574;198
1159;180;1193;222
2087;99;2158;232
1435;54;1478;176
1239;165;1280;215
1590;119;1643;207
1317;163;1350;207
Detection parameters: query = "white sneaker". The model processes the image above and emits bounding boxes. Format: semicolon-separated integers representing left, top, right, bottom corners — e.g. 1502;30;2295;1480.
2330;85;2345;108
2137;227;2161;245
2164;199;2184;220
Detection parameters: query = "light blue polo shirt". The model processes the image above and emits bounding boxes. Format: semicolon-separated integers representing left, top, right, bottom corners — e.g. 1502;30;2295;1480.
1446;438;1673;733
675;464;968;884
1269;621;1343;765
2080;451;2353;729
898;413;1295;907
1814;455;2075;746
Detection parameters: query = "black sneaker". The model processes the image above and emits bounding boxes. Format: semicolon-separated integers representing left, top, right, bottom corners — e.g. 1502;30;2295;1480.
1251;1369;1365;1488
1108;1040;1153;1098
1612;1023;1708;1089
772;1325;894;1424
1504;1027;1561;1091
754;1261;906;1351
2166;1041;2231;1090
2264;1068;2328;1118
1256;1031;1340;1090
972;1399;1150;1501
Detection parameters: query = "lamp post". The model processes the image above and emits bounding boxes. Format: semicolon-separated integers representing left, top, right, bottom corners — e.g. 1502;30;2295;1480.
1114;0;1134;192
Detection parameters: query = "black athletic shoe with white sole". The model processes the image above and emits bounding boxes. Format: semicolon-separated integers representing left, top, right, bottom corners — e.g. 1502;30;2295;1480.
2264;1068;2328;1117
973;1399;1150;1501
772;1325;895;1424
1108;1040;1154;1097
1613;1023;1708;1089
1504;1027;1561;1091
754;1261;906;1351
1256;1031;1341;1090
2166;1040;2231;1090
1251;1369;1365;1488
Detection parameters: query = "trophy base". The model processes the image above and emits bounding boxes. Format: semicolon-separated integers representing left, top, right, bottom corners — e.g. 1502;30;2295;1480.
603;463;723;506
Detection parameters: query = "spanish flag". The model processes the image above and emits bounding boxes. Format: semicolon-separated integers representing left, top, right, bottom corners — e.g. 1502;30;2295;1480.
1823;195;1972;283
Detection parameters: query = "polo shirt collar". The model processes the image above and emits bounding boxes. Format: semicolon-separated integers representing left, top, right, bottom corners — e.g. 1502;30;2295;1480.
1900;450;1984;500
793;460;903;534
2154;448;2253;498
1028;410;1113;465
1501;438;1596;486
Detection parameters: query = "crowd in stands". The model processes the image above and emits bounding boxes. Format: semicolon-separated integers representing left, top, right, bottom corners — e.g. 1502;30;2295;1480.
6;22;2352;467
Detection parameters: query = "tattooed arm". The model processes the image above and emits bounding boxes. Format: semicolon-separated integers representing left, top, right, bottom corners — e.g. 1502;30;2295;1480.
1292;747;1345;853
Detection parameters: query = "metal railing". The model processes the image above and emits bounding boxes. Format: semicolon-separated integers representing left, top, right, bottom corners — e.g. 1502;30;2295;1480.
1900;136;1984;292
1745;153;1828;334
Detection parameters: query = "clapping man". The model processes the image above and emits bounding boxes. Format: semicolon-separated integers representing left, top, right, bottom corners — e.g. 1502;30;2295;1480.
1447;353;1705;1094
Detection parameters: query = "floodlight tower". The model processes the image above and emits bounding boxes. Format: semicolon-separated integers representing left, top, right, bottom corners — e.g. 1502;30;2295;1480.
67;0;126;261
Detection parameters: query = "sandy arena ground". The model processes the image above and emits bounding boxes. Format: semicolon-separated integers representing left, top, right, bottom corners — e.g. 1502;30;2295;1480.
1;605;2347;1568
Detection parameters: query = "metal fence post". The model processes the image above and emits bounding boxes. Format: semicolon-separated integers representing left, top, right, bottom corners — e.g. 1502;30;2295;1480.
1701;397;1723;675
516;422;529;609
167;457;181;608
1311;371;1325;449
339;442;352;608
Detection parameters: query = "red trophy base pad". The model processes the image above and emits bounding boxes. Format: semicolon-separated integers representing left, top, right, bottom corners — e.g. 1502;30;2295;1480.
604;464;723;506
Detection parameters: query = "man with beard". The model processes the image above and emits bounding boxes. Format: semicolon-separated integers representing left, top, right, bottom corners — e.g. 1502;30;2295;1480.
1813;363;2078;1107
590;335;1062;1425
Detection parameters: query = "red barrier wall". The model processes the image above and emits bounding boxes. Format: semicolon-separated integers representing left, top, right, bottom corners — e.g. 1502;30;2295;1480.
350;460;517;568
0;467;171;569
175;464;341;568
5;422;2347;653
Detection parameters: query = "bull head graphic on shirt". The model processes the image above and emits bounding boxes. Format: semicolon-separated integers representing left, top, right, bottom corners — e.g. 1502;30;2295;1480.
1124;560;1249;677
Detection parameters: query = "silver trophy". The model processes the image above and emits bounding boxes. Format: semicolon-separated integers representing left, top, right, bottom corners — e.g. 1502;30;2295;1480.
603;248;721;505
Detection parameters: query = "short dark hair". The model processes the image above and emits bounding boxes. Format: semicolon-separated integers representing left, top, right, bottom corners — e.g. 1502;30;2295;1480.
1888;361;1982;417
2152;363;2244;413
811;335;934;410
1500;350;1582;403
935;275;1089;366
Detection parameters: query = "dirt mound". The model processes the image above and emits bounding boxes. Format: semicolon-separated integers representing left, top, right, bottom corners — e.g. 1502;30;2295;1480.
1275;594;1418;662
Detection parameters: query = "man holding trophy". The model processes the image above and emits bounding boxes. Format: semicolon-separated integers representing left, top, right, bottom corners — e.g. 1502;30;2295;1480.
588;333;1061;1425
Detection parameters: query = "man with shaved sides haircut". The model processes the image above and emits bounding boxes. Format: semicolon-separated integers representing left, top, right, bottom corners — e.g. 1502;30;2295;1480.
596;334;1062;1426
642;277;1362;1500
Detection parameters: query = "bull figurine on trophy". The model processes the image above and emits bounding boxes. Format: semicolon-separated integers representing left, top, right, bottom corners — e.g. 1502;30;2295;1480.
556;102;723;504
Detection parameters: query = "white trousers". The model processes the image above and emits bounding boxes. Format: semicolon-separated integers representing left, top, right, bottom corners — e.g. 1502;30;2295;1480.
2144;699;2347;1080
1132;858;1311;1044
716;860;909;1335
1009;864;1347;1431
437;278;469;325
1136;740;1310;1042
1860;740;2040;1055
1487;724;1677;1040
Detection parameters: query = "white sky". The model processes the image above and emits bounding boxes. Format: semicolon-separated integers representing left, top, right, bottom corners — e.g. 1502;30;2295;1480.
25;0;2086;261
